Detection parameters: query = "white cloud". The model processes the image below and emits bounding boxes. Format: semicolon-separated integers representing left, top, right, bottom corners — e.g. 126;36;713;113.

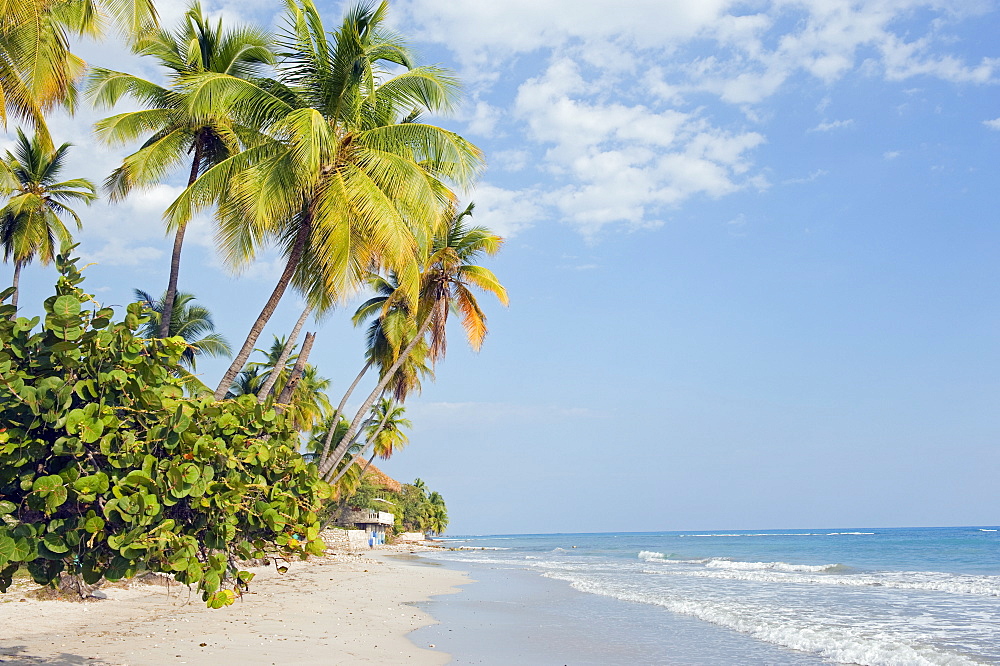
464;183;547;238
394;0;995;237
727;213;749;237
510;58;765;235
810;119;855;132
983;118;1000;130
883;150;902;159
782;169;828;185
464;101;503;138
401;0;997;96
490;150;531;172
84;238;163;267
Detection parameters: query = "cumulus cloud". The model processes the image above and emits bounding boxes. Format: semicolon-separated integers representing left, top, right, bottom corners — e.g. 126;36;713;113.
984;118;1000;130
464;183;548;239
391;0;995;237
510;58;766;235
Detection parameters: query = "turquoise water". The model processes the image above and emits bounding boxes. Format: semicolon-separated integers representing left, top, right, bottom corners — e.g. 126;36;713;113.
424;527;1000;664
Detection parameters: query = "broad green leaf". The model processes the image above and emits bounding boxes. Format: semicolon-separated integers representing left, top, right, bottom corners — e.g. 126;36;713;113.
50;295;82;322
33;475;63;493
84;516;105;533
42;533;68;553
78;417;105;443
0;535;14;566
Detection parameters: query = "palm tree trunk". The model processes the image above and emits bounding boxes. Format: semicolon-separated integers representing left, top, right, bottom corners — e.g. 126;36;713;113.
275;331;314;408
159;139;204;339
9;261;22;317
258;305;312;402
320;313;433;479
331;406;392;485
315;359;372;468
213;216;311;400
357;451;378;479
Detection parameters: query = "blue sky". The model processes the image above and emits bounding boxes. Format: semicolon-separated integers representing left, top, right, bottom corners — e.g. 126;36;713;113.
6;0;1000;534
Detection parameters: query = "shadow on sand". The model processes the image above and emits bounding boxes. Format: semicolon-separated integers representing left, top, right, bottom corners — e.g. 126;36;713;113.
0;646;107;665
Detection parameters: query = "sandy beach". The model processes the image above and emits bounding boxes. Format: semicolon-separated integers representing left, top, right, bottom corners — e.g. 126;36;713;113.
0;539;468;666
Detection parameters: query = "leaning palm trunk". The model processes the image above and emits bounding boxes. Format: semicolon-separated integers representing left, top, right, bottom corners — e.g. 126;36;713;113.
213;218;311;400
258;305;312;402
356;451;378;480
320;314;433;479
330;406;392;485
275;331;314;408
315;359;372;467
159;140;203;338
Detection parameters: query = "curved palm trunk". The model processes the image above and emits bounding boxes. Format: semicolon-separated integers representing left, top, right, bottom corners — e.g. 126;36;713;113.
159;139;204;338
258;304;312;402
9;261;22;317
275;331;314;408
331;406;392;485
315;359;372;468
213;217;311;400
320;314;433;480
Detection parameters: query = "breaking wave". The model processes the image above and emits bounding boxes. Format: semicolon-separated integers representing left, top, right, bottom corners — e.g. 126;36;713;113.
545;573;983;666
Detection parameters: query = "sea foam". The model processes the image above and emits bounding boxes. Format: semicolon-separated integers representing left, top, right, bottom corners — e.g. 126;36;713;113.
641;565;1000;596
546;573;983;666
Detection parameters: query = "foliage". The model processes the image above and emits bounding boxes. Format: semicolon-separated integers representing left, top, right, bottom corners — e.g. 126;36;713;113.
338;476;448;537
0;0;158;144
396;484;430;533
343;478;396;513
0;130;97;301
318;203;507;480
0;252;331;607
232;337;332;432
133;289;232;370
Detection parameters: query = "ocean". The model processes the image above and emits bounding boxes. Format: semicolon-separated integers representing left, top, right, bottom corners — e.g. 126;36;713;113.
411;527;1000;665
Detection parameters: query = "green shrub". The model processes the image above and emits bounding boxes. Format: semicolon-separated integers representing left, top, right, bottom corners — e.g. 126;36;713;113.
0;252;331;608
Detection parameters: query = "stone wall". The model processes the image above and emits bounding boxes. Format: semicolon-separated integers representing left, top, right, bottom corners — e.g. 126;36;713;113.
320;529;350;551
346;529;370;551
396;532;426;542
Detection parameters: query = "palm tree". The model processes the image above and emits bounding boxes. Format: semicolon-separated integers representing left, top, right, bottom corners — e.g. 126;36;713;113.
319;203;507;479
89;3;273;337
0;0;158;144
354;272;433;401
257;305;313;401
331;397;410;484
227;365;265;399
166;0;484;400
313;271;432;473
233;336;332;431
367;398;410;459
425;491;448;536
133;289;231;370
0;129;96;311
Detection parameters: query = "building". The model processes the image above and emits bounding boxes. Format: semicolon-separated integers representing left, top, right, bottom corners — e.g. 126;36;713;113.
337;458;401;546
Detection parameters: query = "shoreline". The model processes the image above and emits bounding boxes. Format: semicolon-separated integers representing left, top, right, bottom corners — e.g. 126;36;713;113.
410;556;828;665
0;538;469;665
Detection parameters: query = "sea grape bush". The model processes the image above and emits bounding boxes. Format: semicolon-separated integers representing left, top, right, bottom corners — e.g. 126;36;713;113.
0;252;331;608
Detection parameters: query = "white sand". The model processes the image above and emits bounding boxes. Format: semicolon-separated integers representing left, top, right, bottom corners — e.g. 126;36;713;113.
0;549;468;665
